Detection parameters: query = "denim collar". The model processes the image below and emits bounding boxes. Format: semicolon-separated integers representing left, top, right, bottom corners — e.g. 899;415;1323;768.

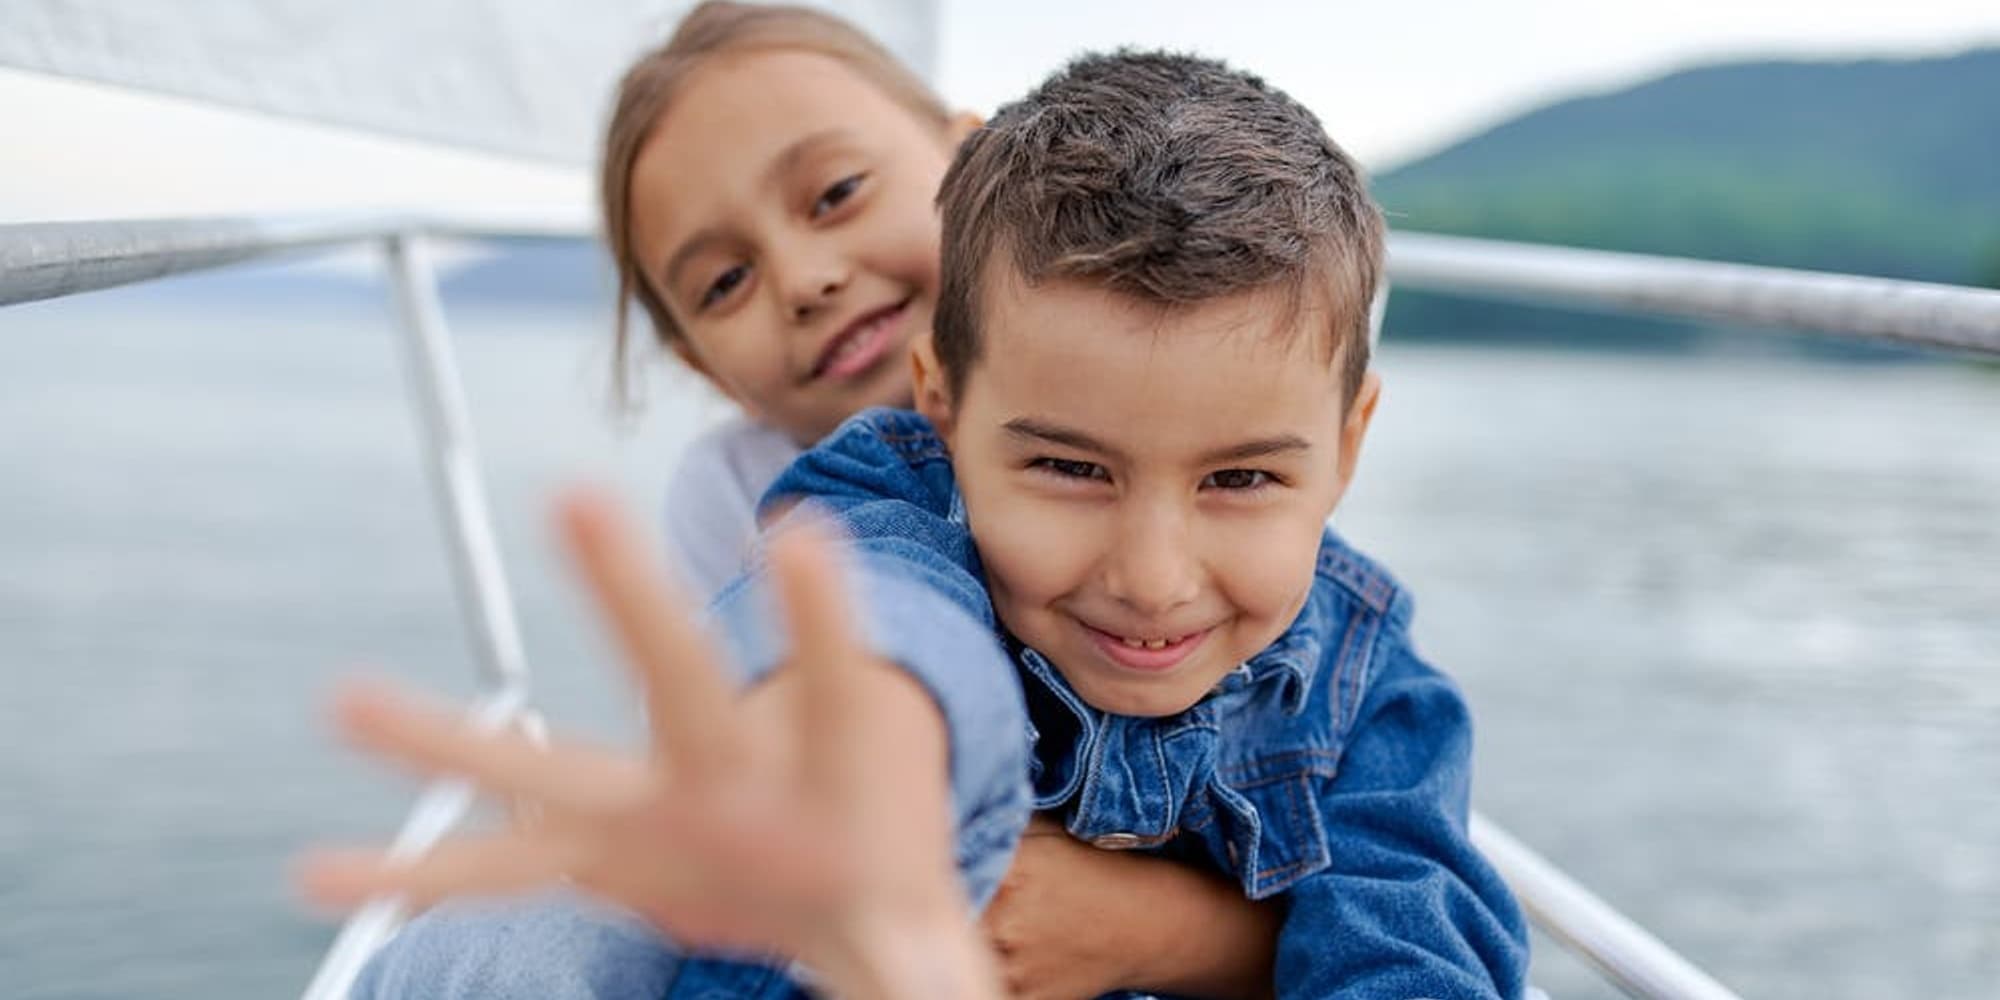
1230;593;1324;715
1232;529;1401;714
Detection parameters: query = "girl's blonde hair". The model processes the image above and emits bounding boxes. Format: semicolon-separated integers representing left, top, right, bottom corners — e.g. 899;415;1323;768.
601;1;951;403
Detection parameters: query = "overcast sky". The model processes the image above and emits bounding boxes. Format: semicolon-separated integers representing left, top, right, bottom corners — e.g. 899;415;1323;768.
3;0;1998;222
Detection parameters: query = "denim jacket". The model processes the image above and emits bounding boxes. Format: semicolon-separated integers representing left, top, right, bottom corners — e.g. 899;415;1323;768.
707;408;1528;1000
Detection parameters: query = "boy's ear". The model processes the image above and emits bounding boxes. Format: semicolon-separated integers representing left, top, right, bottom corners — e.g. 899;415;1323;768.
944;110;984;146
909;336;955;435
1334;371;1383;490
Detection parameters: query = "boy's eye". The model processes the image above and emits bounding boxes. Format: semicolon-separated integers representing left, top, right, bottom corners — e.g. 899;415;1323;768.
1030;457;1110;482
1202;468;1274;491
700;264;748;309
811;173;866;219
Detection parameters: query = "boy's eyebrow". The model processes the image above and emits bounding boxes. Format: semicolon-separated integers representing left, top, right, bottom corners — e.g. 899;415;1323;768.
1004;418;1312;465
1197;434;1312;464
1002;418;1126;462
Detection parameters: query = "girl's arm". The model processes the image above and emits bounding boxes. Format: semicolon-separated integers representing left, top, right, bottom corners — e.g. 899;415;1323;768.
983;816;1278;1000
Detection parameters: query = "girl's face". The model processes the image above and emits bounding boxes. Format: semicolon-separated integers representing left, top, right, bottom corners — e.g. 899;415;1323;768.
630;49;966;444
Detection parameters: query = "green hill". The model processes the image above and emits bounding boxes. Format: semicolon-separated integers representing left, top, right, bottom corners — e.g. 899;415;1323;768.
1373;47;2000;346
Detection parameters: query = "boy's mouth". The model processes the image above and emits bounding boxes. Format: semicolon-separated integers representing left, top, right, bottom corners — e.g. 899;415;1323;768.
810;299;910;382
1080;622;1213;673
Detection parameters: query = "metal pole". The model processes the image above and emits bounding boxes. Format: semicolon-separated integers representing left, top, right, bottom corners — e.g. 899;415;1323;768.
0;209;592;308
0;215;403;306
300;235;541;998
1471;812;1747;1000
380;233;530;692
1389;232;2000;358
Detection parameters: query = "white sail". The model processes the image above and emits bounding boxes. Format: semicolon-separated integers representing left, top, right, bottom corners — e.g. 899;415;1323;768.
0;0;938;166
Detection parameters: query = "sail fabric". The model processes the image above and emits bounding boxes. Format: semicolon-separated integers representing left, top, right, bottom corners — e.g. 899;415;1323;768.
0;0;938;165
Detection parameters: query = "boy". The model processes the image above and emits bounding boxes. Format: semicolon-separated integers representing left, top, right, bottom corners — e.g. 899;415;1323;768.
327;49;1528;1000
736;49;1530;998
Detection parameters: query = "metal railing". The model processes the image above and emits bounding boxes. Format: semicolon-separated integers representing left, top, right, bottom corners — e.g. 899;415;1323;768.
12;217;1997;356
1388;231;2000;358
11;211;1998;1000
0;210;590;308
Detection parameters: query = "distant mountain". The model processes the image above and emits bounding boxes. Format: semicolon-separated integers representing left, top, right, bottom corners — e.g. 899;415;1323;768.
1374;47;2000;347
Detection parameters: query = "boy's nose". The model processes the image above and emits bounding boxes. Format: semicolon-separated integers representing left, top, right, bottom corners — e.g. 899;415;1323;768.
1102;512;1202;617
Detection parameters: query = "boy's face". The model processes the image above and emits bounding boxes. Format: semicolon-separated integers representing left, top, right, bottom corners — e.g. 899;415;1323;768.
917;267;1381;717
631;50;970;444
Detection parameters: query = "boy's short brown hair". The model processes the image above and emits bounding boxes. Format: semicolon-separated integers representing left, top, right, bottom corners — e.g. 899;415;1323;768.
932;50;1384;406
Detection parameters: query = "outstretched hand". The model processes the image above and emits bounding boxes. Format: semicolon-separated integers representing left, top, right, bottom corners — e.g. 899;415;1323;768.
298;489;1000;999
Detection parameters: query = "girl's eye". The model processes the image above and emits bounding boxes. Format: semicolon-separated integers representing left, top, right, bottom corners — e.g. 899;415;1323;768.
811;173;866;219
1031;457;1110;482
700;265;748;309
1203;468;1274;491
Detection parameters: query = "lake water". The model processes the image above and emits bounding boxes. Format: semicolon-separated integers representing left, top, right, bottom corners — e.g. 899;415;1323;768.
3;271;1996;999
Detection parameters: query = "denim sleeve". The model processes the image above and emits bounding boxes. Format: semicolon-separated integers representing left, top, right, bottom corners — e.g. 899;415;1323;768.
1275;645;1530;1000
755;411;964;539
704;536;1032;912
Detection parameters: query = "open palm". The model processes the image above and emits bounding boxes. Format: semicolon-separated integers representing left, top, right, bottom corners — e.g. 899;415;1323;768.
300;490;998;998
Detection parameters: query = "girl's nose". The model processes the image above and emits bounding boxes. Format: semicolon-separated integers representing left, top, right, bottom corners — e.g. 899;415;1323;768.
784;259;850;322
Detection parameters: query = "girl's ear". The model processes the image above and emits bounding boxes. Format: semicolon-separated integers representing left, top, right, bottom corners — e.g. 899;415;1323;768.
909;335;954;436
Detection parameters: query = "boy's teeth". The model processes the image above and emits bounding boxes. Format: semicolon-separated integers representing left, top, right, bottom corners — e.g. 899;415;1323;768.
1119;636;1174;650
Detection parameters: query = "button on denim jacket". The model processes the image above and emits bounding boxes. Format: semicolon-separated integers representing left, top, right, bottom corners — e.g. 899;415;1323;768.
703;409;1529;1000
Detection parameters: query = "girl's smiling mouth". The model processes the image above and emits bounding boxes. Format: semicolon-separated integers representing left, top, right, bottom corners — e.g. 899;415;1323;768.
811;299;910;381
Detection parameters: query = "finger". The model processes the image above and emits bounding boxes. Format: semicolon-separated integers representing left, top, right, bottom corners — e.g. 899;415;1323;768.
766;518;869;795
333;681;648;813
556;488;741;773
770;516;865;674
296;833;578;911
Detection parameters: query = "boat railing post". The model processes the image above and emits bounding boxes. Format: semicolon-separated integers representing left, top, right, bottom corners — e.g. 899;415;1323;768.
296;231;539;1000
379;231;530;693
